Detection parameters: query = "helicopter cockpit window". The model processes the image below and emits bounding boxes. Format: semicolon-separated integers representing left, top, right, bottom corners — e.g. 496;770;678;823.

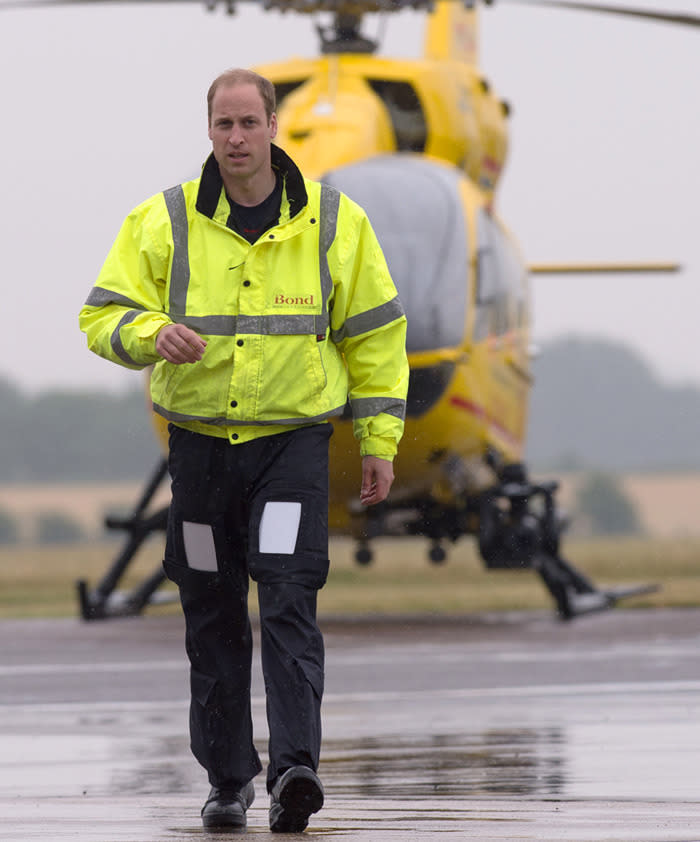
322;156;467;353
475;210;527;341
273;80;307;107
366;80;427;153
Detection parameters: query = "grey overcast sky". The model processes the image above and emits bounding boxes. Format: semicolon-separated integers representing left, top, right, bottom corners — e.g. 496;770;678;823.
1;0;698;393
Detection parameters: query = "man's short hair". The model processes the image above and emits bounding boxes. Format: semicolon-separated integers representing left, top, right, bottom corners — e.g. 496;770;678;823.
207;68;277;123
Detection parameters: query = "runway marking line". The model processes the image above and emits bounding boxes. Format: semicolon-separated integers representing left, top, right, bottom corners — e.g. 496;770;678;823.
2;677;700;714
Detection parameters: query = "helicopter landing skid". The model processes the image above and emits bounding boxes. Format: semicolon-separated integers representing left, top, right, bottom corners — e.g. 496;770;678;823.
76;458;173;621
533;551;660;621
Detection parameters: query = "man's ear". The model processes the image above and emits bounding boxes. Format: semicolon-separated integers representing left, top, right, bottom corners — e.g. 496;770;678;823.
270;112;278;140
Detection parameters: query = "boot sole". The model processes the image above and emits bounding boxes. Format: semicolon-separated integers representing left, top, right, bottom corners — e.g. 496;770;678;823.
270;770;324;833
202;812;247;829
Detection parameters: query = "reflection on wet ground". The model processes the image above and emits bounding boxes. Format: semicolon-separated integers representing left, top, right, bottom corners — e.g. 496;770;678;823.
3;712;569;800
323;729;567;799
3;610;700;840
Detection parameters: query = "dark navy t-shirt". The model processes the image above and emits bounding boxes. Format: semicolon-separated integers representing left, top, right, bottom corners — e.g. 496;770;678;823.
225;171;283;244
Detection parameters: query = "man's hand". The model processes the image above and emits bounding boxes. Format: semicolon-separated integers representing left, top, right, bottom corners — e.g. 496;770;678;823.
155;324;207;364
360;455;395;506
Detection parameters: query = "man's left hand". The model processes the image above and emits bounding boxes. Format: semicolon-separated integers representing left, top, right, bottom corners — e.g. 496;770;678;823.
360;456;395;506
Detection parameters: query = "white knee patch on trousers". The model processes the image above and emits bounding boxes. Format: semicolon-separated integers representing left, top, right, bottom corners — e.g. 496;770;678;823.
182;521;218;572
259;501;302;554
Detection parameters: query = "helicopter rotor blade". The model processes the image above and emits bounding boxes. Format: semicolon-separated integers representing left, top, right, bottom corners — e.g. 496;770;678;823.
0;0;433;11
498;1;700;29
0;0;206;7
2;0;699;28
528;262;682;275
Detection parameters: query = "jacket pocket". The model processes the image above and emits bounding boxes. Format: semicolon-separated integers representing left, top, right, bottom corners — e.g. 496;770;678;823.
257;334;328;419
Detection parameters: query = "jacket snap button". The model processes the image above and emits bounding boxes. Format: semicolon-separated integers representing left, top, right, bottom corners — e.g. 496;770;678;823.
230;400;237;408
237;339;244;347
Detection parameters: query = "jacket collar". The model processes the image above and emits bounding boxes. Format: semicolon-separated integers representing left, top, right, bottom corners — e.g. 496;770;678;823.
195;144;308;222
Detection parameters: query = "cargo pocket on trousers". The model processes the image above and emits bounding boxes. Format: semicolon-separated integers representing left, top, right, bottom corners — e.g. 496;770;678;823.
249;496;329;589
301;659;324;702
190;667;218;710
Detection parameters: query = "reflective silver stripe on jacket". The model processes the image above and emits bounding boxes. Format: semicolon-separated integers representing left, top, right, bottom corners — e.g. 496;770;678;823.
331;296;405;343
175;313;323;336
152;401;347;427
111;311;142;366
162;182;340;336
316;183;340;336
350;396;405;420
85;286;146;311
162;184;191;316
84;287;148;366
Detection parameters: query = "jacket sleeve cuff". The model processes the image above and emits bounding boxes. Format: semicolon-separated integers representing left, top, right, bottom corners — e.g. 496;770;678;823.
359;436;397;460
133;313;172;340
129;314;172;360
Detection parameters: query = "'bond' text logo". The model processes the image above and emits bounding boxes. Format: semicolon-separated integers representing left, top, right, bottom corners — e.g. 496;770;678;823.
274;294;315;306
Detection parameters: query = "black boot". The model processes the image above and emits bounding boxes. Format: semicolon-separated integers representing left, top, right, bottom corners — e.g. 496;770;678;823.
269;766;324;833
201;780;256;829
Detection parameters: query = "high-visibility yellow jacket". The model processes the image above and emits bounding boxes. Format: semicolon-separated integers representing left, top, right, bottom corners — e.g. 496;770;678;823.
79;146;408;459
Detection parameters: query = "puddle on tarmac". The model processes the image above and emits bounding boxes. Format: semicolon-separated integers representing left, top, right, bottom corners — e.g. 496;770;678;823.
321;729;567;799
8;714;698;802
4;726;565;799
110;728;568;799
111;728;567;800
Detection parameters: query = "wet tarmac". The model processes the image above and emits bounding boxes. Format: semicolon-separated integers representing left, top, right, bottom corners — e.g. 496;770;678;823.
2;608;700;840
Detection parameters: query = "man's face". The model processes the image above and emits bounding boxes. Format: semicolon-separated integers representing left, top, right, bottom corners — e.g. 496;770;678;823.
208;82;278;187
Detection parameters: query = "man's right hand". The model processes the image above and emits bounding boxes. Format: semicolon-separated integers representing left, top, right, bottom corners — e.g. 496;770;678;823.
155;323;207;364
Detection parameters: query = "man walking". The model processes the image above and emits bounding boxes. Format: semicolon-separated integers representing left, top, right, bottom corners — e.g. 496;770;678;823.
79;67;408;832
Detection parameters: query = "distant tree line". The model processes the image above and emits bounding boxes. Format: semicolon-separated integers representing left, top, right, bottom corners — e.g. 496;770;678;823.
0;507;87;545
526;337;700;472
573;472;644;536
1;337;699;484
0;469;643;544
0;377;158;483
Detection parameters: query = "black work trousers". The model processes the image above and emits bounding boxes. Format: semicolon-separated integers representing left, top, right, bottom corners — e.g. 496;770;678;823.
162;423;332;793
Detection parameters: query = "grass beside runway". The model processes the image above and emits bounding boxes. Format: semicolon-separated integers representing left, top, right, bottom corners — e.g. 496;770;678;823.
1;535;699;619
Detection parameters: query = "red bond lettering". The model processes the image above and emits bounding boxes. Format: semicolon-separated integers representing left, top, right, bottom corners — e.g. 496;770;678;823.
274;294;315;306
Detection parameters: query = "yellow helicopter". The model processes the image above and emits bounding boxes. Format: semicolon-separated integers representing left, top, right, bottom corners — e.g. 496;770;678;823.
23;0;688;621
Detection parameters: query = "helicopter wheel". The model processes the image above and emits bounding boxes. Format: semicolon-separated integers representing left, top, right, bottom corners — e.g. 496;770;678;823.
355;543;374;565
428;543;447;564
